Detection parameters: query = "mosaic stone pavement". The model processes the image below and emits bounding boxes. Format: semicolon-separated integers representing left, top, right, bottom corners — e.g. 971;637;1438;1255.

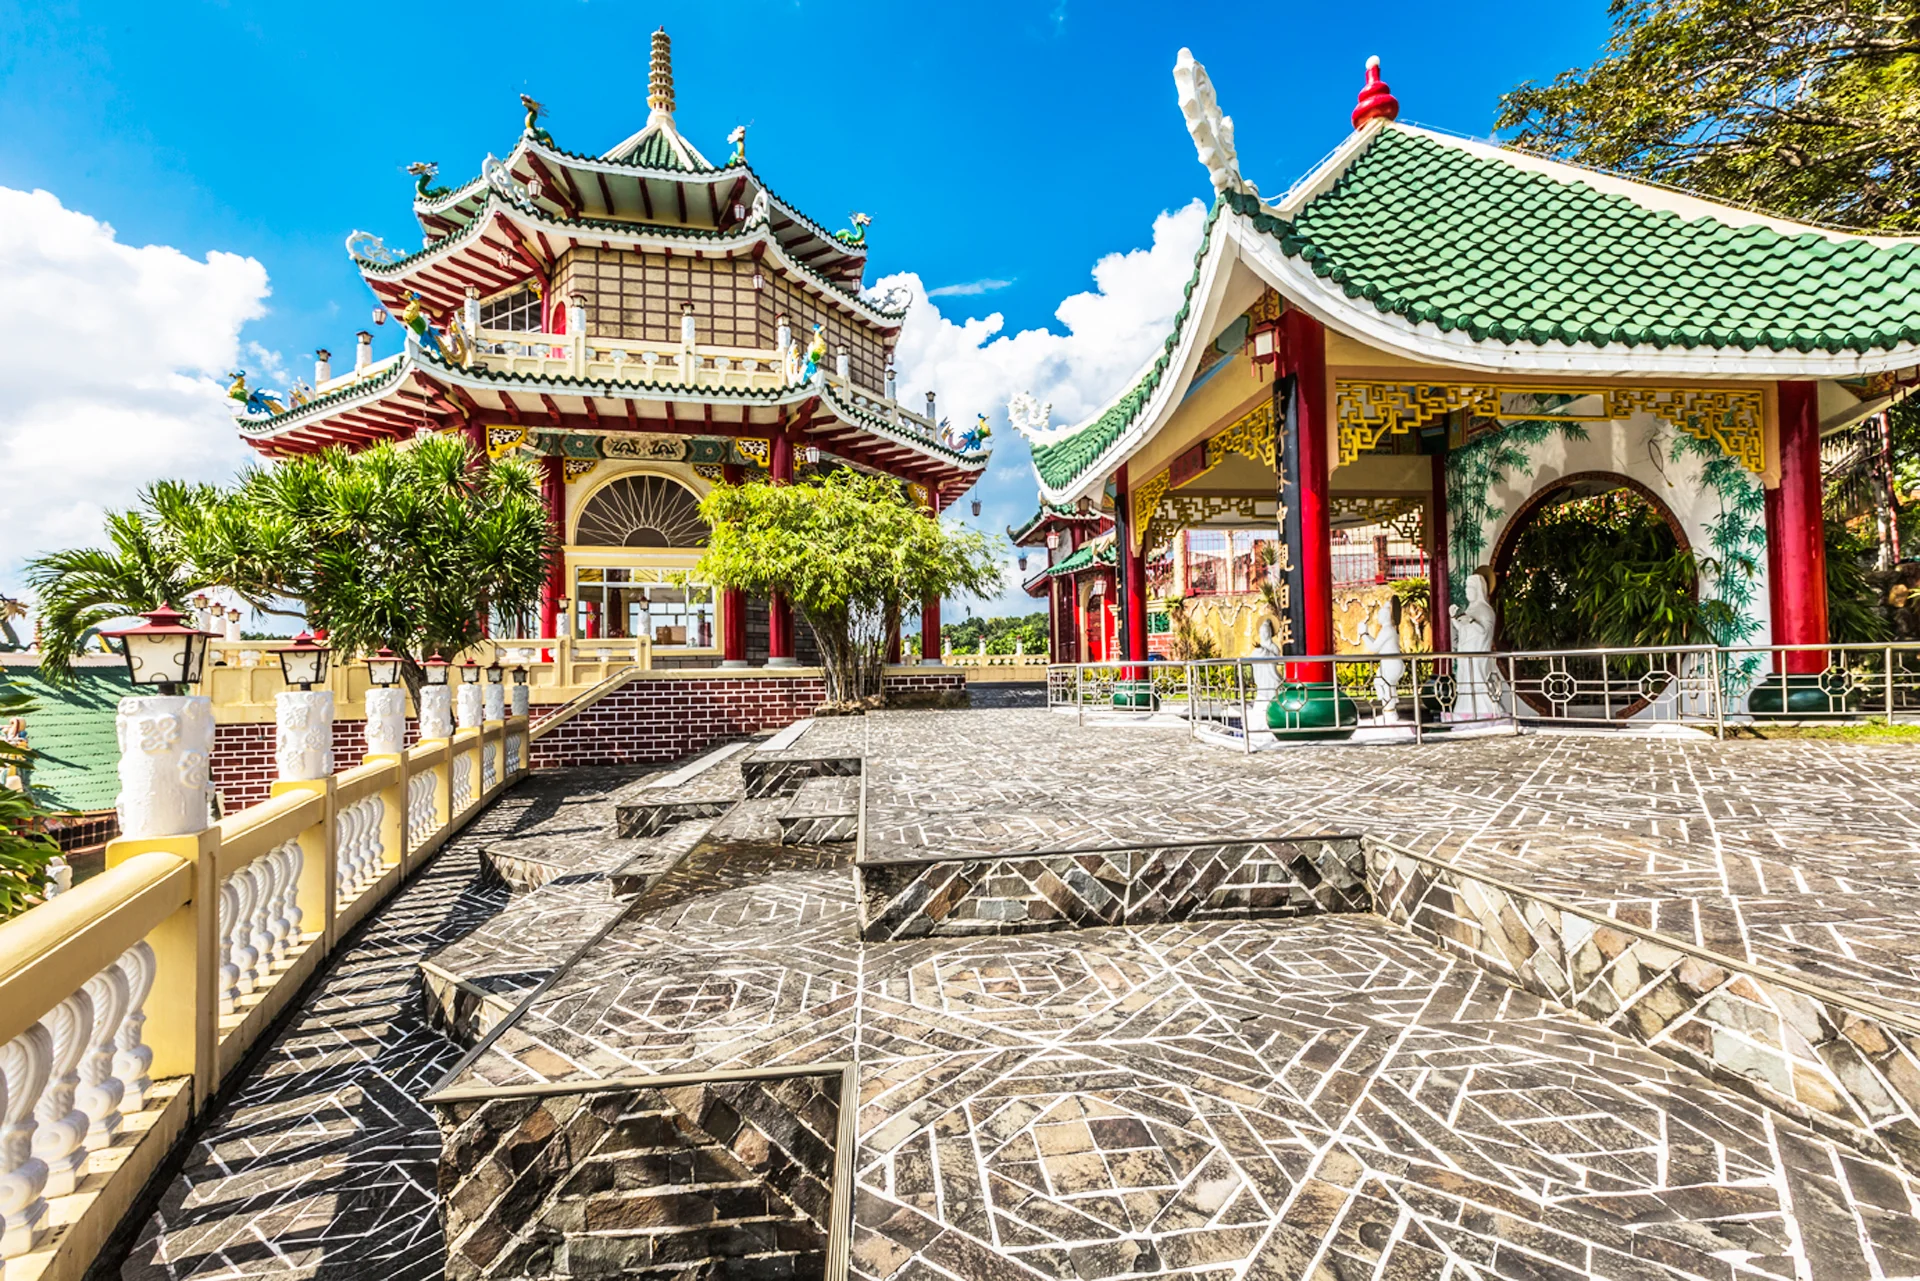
116;766;661;1281
860;712;1920;1018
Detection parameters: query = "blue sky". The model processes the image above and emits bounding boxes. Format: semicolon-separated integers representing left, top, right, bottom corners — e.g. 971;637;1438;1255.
0;0;1614;617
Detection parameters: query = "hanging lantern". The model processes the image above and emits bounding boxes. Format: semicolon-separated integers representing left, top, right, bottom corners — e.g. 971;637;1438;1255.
277;631;332;691
1046;531;1061;550
372;307;388;326
752;271;765;291
101;604;213;696
423;654;451;686
366;647;403;688
971;498;982;517
1018;552;1029;572
802;445;821;464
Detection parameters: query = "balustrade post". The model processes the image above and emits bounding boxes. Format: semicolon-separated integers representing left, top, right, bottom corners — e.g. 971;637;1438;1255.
364;687;407;758
270;777;338;950
105;829;219;1105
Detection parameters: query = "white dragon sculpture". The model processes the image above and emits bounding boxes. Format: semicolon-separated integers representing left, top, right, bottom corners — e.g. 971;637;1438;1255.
1173;49;1257;198
1007;391;1075;444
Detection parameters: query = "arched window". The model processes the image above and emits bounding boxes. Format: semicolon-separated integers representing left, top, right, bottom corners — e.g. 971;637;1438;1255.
574;475;708;548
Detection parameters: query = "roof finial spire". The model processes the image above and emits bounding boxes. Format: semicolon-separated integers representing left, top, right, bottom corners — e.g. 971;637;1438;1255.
648;27;676;125
1351;55;1399;129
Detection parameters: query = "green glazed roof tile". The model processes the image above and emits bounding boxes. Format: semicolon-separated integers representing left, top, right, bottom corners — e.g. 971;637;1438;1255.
2;663;132;813
1032;124;1920;496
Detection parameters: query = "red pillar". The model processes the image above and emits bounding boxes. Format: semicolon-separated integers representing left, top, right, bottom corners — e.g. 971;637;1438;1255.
720;462;748;666
1116;464;1149;671
1771;381;1829;674
1283;310;1334;680
539;456;566;652
921;492;942;662
767;433;796;665
1428;452;1451;653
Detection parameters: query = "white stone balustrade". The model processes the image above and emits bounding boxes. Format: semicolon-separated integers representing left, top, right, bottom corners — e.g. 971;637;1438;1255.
406;769;438;853
216;840;302;1016
0;938;163;1259
115;695;214;841
450;748;475;814
482;741;498;792
274;690;334;782
506;731;524;775
419;685;453;741
455;683;483;732
334;795;386;903
363;687;407;757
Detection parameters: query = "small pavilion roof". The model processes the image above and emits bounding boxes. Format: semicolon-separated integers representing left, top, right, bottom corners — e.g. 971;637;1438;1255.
1007;502;1108;546
1030;110;1920;503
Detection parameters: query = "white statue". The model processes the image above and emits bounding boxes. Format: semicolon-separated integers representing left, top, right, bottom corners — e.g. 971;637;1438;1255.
1360;597;1404;723
1448;570;1501;719
1248;616;1283;731
1173;49;1257;198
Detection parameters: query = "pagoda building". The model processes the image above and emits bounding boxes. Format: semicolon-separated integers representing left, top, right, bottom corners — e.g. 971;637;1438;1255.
1008;504;1115;663
1022;51;1920;715
229;28;987;668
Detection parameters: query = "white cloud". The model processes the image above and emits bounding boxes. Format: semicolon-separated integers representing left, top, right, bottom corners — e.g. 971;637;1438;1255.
927;278;1015;298
0;187;269;617
881;199;1208;617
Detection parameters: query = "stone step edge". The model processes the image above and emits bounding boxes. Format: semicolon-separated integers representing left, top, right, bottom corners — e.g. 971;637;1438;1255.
642;739;757;792
1365;837;1920;1176
426;1060;859;1281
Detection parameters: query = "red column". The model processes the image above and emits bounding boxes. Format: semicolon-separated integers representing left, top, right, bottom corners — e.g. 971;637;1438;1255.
539;456;566;655
1283;310;1334;680
921;492;942;662
767;433;796;665
720;463;748;666
1428;452;1451;653
1116;464;1149;671
1771;381;1829;674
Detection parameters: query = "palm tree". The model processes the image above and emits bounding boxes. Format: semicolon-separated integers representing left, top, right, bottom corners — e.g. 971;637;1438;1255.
27;502;200;684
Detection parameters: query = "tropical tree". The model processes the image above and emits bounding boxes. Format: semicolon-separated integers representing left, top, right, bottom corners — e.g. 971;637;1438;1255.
0;679;58;919
235;434;552;698
695;472;1001;707
27;435;554;696
1497;0;1920;233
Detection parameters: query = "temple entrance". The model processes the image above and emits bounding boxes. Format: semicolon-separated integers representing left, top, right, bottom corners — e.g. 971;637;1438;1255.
1489;474;1705;719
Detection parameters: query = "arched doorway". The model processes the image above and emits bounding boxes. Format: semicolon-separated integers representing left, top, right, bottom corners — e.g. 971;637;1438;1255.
570;473;716;651
1488;472;1700;718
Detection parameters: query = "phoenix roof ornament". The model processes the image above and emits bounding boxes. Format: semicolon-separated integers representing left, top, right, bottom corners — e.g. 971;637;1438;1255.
1173;48;1256;198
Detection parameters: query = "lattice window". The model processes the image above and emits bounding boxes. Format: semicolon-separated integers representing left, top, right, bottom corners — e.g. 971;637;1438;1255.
574;475;708;548
479;287;541;332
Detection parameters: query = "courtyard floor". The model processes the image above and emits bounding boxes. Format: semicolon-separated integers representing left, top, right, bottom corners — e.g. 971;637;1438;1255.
116;708;1920;1279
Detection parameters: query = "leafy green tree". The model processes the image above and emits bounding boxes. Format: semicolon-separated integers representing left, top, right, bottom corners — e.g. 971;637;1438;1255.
1497;492;1734;652
942;611;1049;656
27;435;554;697
696;472;1001;707
0;679;58;919
237;435;551;698
1498;0;1920;233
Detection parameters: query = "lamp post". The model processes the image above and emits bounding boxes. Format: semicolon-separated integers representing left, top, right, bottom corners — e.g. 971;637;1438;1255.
364;647;407;758
100;605;216;839
510;665;531;718
482;660;506;724
419;654;454;740
274;632;334;781
454;658;484;731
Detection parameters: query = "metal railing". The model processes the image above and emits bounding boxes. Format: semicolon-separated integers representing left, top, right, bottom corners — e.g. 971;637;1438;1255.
1048;642;1920;747
0;716;531;1275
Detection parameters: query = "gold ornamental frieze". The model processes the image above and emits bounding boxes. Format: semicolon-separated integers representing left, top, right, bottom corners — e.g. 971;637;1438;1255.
603;433;689;462
1130;397;1278;551
1333;379;1766;473
485;426;529;461
563;458;599;484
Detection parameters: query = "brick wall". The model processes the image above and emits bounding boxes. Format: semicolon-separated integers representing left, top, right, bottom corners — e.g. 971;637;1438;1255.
529;672;964;771
212;717;423;813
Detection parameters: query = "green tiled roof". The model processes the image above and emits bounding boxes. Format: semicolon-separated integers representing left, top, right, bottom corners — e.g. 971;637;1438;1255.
1008;502;1102;545
615;129;704;172
2;663;131;814
1029;206;1223;491
1045;541;1116;578
1241;127;1920;355
1030;124;1920;498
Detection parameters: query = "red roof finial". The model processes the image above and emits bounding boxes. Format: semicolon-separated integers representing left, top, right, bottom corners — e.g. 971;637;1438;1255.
1351;55;1400;129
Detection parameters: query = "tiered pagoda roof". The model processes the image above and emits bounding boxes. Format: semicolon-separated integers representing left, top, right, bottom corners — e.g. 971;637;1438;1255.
232;28;987;502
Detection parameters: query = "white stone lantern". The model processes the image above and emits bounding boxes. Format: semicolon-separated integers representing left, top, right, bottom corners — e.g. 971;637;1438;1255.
510;665;531;718
101;606;217;840
482;661;506;724
363;647;407;757
418;654;454;741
